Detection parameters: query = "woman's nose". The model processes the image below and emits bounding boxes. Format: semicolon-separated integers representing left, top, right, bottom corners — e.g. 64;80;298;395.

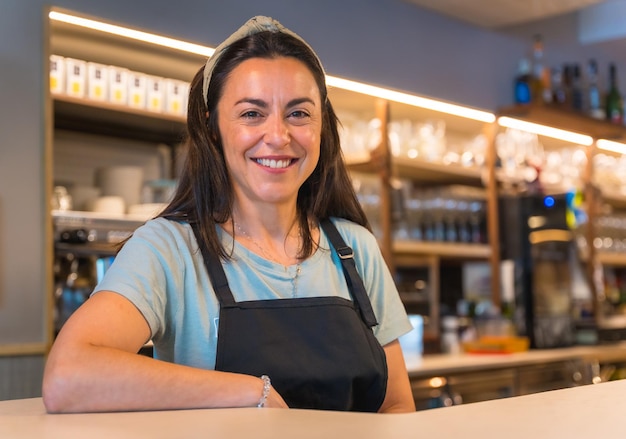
263;114;290;147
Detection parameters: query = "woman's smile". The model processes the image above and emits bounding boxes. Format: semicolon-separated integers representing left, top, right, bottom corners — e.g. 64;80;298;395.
253;156;298;170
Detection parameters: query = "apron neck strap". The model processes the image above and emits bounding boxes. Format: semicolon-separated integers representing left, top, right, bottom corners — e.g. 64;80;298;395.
320;219;379;328
189;222;236;307
189;219;380;328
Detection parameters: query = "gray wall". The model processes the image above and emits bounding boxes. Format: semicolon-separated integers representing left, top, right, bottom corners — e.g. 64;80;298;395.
0;0;618;399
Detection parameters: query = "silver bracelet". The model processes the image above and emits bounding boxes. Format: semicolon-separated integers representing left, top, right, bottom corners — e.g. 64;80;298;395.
257;375;271;408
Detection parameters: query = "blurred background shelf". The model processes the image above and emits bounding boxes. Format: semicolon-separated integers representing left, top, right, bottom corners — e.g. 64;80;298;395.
54;95;186;144
393;240;491;260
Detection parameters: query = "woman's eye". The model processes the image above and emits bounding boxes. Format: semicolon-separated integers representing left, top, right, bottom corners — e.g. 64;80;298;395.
241;110;262;119
289;110;310;119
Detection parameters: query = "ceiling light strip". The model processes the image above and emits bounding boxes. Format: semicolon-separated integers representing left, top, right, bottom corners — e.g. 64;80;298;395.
596;139;626;154
49;11;215;57
497;116;594;146
326;76;496;123
49;10;496;124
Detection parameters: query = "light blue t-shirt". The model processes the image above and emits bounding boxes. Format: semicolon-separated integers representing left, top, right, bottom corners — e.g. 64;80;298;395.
95;217;412;369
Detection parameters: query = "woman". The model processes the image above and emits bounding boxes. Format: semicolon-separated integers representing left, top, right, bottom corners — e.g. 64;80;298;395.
43;16;415;413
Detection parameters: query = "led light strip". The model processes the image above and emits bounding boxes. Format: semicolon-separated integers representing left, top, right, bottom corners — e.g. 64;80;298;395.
49;10;496;123
325;76;496;123
54;10;626;147
596;139;626;154
497;116;594;146
49;11;215;57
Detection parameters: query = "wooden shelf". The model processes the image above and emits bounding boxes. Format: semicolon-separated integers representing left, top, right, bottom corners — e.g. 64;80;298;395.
54;241;119;257
392;156;483;186
53;95;186;144
597;252;626;267
393;240;491;260
600;189;626;210
346;154;484;186
499;104;626;142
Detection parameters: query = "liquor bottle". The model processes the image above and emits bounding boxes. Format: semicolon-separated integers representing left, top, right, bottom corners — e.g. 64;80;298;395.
514;58;531;104
571;63;583;111
541;66;553;104
587;59;605;119
605;63;624;124
561;64;573;107
530;35;545;103
551;67;566;105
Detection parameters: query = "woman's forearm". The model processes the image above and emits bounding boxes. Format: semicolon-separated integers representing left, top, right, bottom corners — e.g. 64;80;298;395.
42;344;266;413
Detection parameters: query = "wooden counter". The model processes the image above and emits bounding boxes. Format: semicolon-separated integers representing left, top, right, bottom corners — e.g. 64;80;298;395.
2;380;626;439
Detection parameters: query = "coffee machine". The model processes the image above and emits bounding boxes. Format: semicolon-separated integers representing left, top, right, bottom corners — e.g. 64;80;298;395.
52;210;144;333
499;193;594;349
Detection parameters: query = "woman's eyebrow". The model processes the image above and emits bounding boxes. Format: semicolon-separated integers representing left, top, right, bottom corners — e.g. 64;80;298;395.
235;97;267;107
234;97;316;108
286;97;316;107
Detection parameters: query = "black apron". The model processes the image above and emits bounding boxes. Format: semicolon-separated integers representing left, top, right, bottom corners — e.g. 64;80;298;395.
191;219;388;412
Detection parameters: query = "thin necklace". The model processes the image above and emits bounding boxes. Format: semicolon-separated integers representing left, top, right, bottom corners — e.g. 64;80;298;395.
233;221;302;297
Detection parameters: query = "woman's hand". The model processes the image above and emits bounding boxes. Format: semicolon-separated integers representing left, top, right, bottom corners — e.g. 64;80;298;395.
260;380;289;408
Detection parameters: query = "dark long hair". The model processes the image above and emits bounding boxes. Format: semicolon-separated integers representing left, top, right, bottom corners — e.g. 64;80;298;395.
160;30;370;260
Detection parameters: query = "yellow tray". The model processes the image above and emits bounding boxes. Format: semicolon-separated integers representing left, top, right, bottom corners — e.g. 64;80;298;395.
462;336;530;354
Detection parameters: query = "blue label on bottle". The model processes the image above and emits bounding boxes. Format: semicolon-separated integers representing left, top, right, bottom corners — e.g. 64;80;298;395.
515;82;531;104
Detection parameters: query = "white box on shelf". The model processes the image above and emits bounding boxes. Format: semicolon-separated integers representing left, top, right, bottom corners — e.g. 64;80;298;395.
146;75;165;113
164;79;189;116
87;62;109;101
127;71;147;109
64;57;87;98
399;314;423;367
108;66;129;105
49;55;65;94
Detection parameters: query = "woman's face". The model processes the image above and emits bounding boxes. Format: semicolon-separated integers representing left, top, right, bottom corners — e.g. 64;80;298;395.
216;56;322;210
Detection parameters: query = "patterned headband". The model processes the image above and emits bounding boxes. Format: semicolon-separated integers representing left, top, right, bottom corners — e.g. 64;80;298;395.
202;15;325;107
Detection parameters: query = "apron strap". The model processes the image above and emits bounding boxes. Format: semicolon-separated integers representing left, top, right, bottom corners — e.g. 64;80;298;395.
320;219;379;328
189;222;236;307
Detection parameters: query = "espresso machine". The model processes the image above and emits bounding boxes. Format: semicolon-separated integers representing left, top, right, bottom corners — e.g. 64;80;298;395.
52;210;144;333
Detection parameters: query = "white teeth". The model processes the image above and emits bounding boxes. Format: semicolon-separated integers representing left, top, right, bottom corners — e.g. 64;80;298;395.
256;158;291;169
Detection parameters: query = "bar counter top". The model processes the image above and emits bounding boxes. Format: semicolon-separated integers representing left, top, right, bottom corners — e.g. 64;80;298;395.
1;380;625;439
405;342;626;377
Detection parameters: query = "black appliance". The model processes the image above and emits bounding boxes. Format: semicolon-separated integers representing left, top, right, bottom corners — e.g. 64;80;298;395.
499;193;593;349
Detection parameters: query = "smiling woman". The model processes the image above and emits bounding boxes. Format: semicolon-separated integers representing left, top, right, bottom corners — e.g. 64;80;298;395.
42;16;415;414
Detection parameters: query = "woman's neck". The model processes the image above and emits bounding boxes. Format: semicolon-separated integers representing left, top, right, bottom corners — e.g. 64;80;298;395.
229;203;302;266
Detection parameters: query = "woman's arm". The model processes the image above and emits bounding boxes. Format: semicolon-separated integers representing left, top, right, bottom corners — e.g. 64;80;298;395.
378;340;416;413
42;291;287;413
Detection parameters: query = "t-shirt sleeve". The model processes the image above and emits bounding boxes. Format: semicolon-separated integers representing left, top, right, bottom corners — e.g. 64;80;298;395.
92;220;180;340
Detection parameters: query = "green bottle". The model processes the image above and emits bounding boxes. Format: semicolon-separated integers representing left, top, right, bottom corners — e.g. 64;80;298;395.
605;63;623;124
